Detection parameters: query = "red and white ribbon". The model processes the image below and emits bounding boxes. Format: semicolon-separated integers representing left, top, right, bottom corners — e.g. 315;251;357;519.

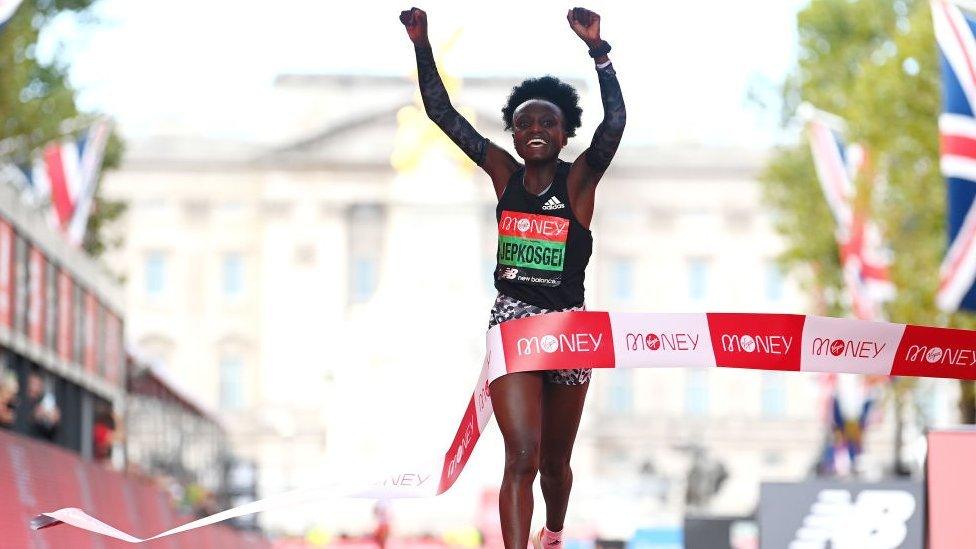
32;311;976;542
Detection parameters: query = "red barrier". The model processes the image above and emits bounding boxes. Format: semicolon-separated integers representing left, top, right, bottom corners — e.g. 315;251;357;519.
0;429;270;548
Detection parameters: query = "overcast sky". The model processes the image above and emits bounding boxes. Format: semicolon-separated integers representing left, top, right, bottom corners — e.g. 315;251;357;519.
39;0;806;146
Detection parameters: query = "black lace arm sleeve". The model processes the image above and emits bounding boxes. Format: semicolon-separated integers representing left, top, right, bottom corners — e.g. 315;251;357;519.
585;63;626;173
414;45;488;166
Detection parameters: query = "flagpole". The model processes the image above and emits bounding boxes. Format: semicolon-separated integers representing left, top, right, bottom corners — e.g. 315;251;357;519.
796;102;848;131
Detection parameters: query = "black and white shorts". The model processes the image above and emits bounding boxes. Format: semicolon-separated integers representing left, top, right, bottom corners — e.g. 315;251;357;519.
487;293;592;386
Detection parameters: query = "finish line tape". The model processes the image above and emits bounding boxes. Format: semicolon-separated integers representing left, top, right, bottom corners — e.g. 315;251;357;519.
31;311;976;542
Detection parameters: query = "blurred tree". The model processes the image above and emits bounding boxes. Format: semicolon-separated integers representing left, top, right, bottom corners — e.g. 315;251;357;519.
0;0;126;259
761;0;976;435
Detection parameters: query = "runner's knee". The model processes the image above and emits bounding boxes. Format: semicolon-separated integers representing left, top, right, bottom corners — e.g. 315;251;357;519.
504;445;540;477
539;454;572;481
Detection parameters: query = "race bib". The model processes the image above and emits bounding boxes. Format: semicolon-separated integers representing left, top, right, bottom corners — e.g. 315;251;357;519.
496;210;569;287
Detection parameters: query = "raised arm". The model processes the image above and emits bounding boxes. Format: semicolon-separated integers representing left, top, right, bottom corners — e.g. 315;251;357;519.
586;61;626;173
400;8;519;195
567;8;626;181
564;7;626;227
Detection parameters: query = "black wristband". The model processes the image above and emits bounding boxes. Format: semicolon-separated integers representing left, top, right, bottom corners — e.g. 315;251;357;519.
588;40;611;58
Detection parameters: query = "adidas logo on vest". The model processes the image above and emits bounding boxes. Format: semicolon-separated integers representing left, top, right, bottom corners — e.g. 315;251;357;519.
541;196;565;211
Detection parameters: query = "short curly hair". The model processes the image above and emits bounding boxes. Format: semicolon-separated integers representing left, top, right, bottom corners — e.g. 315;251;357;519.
501;76;583;138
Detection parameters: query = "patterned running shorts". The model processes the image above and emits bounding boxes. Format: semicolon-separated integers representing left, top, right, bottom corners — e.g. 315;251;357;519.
487;293;592;386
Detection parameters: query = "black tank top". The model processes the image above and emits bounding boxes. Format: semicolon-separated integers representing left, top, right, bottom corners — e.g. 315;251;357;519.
494;160;593;309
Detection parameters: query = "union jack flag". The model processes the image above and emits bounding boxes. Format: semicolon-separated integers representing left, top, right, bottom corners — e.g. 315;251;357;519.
13;119;112;246
801;103;894;320
802;105;892;476
933;0;976;311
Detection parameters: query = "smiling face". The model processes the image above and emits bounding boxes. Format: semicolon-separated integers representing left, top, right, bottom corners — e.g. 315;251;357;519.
511;99;568;162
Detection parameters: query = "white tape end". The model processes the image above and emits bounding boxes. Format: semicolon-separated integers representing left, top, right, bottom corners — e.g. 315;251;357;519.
31;513;63;530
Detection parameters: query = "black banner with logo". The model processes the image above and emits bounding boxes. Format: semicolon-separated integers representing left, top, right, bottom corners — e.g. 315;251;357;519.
759;480;923;549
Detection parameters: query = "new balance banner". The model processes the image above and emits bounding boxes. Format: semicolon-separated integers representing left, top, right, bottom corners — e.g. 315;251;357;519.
31;312;976;542
759;480;923;549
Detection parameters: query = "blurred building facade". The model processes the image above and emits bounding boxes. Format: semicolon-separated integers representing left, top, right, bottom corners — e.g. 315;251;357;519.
99;71;938;538
125;353;229;499
0;173;125;457
0;137;266;545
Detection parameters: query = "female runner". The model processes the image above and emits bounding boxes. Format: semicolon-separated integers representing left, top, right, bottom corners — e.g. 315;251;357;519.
400;7;625;548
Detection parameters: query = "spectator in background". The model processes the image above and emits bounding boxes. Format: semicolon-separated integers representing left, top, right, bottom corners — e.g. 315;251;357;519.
373;500;391;549
22;370;60;441
184;482;219;518
0;371;18;429
93;404;118;465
